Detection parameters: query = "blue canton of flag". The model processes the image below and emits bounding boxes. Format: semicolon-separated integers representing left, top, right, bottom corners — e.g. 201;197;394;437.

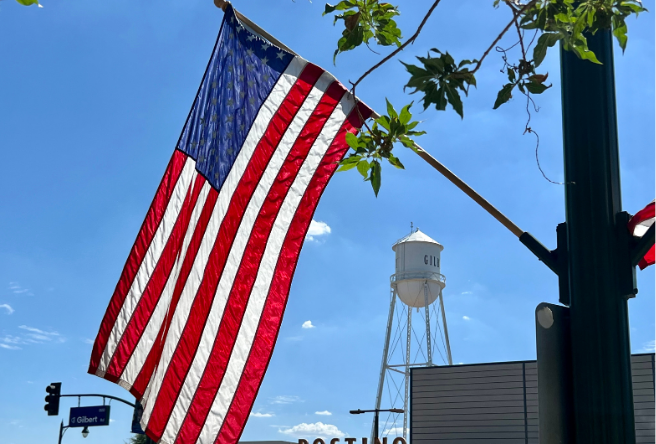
178;12;295;191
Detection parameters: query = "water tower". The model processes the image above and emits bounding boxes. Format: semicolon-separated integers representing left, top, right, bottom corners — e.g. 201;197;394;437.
373;227;453;440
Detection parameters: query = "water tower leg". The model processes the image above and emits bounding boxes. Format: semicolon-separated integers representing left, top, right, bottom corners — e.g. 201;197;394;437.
372;287;397;440
439;289;453;365
403;302;412;439
424;281;433;366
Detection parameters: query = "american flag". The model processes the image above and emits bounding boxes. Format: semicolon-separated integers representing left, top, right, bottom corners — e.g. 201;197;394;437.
88;5;371;444
629;199;655;270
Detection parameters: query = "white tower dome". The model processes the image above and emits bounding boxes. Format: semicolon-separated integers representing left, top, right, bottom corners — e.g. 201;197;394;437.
391;229;446;307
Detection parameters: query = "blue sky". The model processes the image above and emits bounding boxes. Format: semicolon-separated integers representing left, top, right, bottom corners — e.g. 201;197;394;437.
0;1;653;443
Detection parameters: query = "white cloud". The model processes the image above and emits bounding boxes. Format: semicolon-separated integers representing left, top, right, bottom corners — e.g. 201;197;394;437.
279;422;346;439
0;304;14;314
19;325;63;342
462;316;471;321
315;411;332;416
270;395;302;405
302;320;315;329
8;282;32;296
84;338;94;344
461;291;473;295
0;326;64;349
640;339;655;353
250;412;274;418
306;220;331;241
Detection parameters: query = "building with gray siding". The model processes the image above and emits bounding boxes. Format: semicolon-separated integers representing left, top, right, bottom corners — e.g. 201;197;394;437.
411;353;654;443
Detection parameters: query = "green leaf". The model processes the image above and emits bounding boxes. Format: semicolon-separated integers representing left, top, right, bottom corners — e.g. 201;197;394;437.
345;132;359;149
370;160;381;196
399;102;413;125
533;33;561;67
376;115;391;131
574;45;602;64
357;159;370;178
337;154;362;171
336;162;359;172
16;0;40;4
388;154;405;169
386;99;398;119
613;19;628;52
525;81;550;94
323;1;356;16
493;83;514;109
445;86;464;118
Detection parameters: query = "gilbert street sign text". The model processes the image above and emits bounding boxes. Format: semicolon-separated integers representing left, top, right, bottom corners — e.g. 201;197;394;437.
68;405;111;427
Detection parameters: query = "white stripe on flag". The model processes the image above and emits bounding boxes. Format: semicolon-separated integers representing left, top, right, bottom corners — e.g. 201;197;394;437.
119;181;212;388
97;158;197;373
140;56;307;427
160;71;335;443
195;93;354;444
634;219;655;237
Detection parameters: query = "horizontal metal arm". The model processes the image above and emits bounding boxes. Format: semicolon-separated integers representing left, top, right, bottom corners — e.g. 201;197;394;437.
413;145;525;238
60;394;135;408
520;232;559;275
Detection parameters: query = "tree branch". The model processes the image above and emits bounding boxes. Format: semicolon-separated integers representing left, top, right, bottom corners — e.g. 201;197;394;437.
350;0;442;91
471;0;536;73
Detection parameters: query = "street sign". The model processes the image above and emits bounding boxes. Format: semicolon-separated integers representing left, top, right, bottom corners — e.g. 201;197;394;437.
68;405;111;427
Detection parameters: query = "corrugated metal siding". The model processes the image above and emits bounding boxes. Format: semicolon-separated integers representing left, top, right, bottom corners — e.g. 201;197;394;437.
633;354;655;444
411;353;654;443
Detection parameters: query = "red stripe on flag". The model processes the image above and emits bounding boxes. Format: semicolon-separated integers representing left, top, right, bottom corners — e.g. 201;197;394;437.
173;80;345;444
216;101;373;444
130;187;220;398
629;200;655;270
104;173;207;381
144;64;324;439
639;246;654;270
628;201;655;234
89;150;188;374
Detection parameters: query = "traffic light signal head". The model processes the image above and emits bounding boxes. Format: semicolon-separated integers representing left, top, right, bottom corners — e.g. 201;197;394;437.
44;382;61;416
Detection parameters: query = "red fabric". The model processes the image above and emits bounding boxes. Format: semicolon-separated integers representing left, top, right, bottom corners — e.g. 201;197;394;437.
628;200;655;270
144;64;324;439
104;173;206;381
89;150;188;374
215;101;373;444
130;187;219;397
174;79;346;444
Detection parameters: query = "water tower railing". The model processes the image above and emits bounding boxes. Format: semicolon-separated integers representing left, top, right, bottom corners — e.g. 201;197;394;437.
390;271;446;285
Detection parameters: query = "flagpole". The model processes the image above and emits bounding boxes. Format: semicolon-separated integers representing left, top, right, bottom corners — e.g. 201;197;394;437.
213;0;298;54
411;143;523;238
213;0;228;11
212;0;558;268
211;0;523;238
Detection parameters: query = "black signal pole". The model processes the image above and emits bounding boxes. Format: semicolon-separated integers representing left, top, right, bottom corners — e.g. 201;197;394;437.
350;408;404;442
560;28;636;442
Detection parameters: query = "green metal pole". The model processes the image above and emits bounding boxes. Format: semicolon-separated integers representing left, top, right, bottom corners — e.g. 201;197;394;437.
560;29;635;443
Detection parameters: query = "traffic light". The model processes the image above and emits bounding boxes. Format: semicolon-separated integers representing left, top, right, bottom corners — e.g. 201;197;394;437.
44;382;61;416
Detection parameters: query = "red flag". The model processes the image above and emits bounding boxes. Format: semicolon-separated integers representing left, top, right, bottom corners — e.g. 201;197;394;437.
628;199;655;270
88;5;372;444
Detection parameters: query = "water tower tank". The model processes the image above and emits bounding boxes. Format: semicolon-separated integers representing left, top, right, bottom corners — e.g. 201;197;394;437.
391;229;446;307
